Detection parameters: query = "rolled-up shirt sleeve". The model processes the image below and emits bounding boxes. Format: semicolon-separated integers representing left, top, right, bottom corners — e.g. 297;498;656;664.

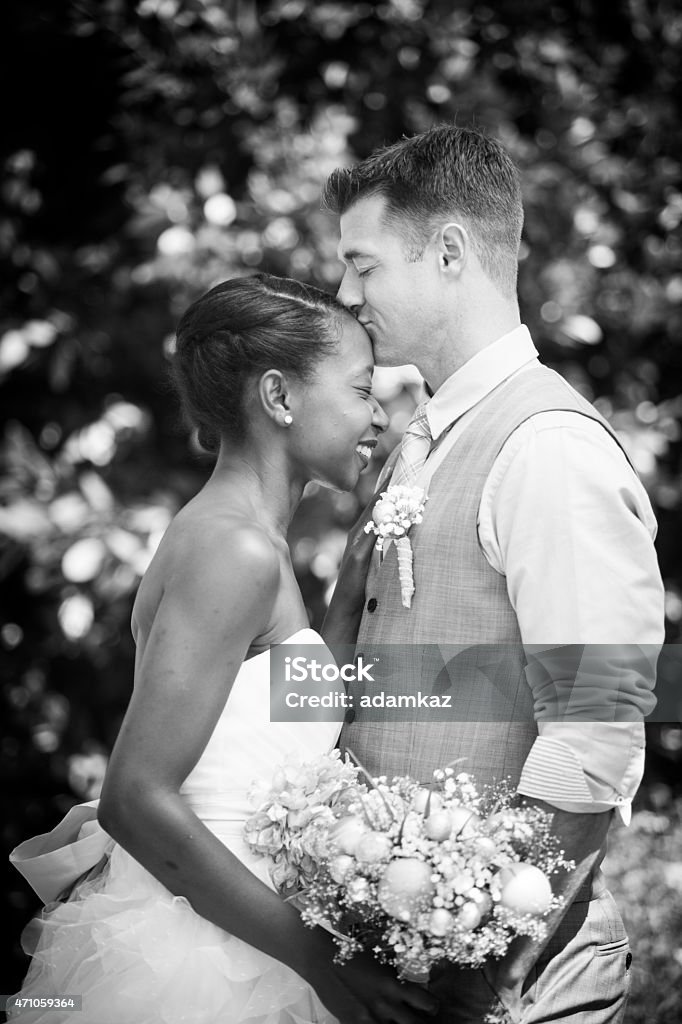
516;725;645;824
478;410;665;822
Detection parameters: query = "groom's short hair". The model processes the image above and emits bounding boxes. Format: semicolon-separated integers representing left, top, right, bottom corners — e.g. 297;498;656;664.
323;124;524;298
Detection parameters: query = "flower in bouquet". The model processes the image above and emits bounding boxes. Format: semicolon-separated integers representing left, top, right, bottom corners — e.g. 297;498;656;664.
364;484;427;608
244;750;363;897
250;759;574;984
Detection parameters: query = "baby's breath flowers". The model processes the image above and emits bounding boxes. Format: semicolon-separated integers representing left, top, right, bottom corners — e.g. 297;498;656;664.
245;754;574;984
364;485;427;608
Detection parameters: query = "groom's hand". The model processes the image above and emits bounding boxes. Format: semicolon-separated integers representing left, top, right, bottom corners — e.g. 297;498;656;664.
334;953;439;1024
481;962;523;1023
429;963;513;1024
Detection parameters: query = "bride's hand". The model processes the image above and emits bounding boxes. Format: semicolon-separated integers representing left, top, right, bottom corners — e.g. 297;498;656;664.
330;952;439;1024
337;440;401;600
322;489;383;648
337;495;380;595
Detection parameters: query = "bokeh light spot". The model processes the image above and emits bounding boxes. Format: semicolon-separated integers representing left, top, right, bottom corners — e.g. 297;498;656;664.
58;593;95;640
1;623;24;649
62;538;107;583
204;193;237;227
588;245;617;269
157;226;196;256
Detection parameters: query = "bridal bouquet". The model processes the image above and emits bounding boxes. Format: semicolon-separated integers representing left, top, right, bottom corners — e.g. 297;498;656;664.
244;752;573;982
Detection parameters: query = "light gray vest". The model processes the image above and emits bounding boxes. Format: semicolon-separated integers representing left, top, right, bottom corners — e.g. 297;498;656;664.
340;363;627;790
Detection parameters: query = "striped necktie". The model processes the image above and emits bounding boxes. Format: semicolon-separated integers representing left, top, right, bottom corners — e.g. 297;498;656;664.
390;401;433;488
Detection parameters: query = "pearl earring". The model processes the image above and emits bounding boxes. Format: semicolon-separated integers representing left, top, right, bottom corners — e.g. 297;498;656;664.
283;413;293;426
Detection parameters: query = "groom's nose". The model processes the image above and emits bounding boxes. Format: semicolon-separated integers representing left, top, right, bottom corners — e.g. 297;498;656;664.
336;268;363;315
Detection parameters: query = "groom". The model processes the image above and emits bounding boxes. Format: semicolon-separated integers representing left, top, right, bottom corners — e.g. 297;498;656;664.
323;125;664;1022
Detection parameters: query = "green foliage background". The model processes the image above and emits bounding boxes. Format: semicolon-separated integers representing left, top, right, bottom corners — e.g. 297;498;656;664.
1;1;681;1019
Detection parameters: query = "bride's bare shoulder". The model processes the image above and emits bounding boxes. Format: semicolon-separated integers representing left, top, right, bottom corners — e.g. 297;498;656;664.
175;505;277;561
132;505;279;640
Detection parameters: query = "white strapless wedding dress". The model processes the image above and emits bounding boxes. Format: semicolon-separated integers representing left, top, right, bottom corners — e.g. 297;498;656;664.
10;630;342;1024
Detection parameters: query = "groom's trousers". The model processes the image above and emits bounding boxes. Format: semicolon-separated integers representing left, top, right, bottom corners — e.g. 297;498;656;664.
430;889;631;1024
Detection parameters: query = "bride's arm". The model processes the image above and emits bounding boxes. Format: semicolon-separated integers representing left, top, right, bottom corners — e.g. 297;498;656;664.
98;522;434;1024
322;496;378;650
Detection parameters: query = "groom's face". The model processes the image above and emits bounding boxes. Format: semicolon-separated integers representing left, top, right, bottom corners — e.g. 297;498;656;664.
336;194;443;368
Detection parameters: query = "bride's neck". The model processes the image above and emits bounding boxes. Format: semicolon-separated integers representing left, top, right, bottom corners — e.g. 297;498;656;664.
208;447;303;538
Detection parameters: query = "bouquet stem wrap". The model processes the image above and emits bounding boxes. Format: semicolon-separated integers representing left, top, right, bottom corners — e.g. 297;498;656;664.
398;962;430;985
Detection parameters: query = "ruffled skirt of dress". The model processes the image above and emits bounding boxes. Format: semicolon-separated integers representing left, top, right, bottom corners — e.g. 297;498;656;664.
10;843;338;1024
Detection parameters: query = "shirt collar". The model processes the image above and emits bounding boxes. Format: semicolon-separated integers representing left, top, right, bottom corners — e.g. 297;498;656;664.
426;324;539;440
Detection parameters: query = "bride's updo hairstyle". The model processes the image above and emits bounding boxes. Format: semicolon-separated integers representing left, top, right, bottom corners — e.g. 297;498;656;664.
172;273;346;452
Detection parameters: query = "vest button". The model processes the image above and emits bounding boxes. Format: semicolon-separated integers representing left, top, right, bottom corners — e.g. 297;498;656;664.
366;597;378;613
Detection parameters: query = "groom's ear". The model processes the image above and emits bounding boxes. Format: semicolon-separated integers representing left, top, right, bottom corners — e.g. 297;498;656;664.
438;222;468;277
258;369;292;426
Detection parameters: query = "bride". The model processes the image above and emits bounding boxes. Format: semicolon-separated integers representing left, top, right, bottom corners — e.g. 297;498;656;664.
9;274;437;1024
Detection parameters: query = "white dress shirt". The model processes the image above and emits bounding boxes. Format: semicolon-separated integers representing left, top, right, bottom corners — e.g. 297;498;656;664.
413;325;664;823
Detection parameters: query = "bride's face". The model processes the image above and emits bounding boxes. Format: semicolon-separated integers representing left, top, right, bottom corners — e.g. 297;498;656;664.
290;315;388;491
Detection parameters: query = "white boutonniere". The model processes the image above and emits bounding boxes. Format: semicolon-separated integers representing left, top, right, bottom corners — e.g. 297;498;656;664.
364;485;427;608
